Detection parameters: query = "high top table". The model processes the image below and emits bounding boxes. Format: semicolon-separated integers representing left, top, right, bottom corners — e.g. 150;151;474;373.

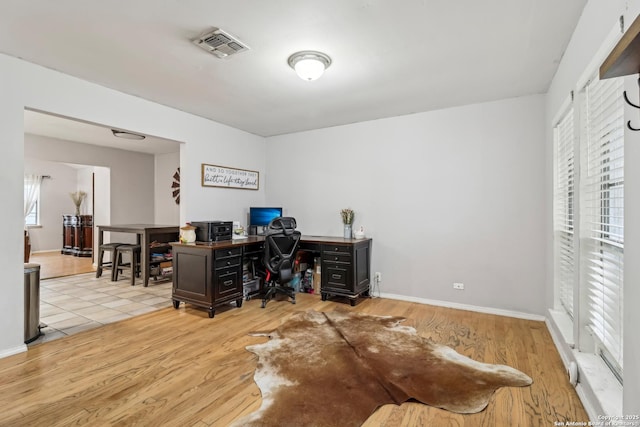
97;224;179;287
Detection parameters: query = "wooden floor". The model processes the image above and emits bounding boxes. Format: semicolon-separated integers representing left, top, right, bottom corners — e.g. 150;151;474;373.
0;293;588;426
29;252;95;280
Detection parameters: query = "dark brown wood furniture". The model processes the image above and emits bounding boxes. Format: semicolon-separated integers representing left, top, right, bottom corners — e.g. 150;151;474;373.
24;230;31;263
112;244;141;286
171;242;246;318
61;215;93;257
96;243;122;279
96;224;179;287
171;235;372;317
600;15;640;79
299;236;372;306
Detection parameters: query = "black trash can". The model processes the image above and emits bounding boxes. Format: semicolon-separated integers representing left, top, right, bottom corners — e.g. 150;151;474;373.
24;263;42;344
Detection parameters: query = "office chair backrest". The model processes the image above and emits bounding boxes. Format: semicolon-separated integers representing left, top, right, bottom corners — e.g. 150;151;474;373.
264;217;301;283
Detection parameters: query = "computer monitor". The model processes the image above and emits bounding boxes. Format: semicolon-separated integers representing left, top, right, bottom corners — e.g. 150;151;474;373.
249;207;283;234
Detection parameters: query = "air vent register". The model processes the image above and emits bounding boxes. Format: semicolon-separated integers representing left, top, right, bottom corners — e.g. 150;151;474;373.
192;27;250;59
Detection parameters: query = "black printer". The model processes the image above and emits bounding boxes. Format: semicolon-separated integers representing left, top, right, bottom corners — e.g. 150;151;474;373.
190;221;233;242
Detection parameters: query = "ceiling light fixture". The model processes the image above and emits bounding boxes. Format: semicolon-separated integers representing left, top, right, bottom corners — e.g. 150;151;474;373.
111;129;146;140
288;51;332;81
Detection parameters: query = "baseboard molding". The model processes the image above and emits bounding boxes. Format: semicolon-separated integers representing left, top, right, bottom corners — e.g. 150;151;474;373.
31;249;61;254
0;344;27;359
378;292;545;321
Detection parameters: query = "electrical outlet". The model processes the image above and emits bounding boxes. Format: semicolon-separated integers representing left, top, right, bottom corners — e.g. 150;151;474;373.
453;282;464;290
375;272;382;282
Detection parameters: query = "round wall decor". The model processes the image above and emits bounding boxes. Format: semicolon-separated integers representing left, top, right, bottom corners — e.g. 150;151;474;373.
172;167;180;205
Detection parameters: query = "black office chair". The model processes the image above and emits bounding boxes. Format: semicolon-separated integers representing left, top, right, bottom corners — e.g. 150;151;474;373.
260;217;301;308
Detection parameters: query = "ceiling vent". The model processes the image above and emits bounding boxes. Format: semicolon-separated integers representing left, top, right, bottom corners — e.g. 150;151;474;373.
192;28;250;59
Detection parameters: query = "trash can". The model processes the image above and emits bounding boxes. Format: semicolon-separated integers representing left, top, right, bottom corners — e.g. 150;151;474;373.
24;263;42;344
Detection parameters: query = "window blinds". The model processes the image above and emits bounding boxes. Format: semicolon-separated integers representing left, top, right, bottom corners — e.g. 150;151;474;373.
581;74;624;375
554;107;575;317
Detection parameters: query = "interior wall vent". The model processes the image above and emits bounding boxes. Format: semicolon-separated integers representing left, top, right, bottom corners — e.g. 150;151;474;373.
192;27;250;59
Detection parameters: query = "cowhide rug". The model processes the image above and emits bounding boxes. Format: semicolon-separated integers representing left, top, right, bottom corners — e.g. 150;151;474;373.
231;310;532;427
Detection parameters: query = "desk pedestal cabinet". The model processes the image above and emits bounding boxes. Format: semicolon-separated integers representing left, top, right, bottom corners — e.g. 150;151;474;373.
171;243;247;318
300;238;372;306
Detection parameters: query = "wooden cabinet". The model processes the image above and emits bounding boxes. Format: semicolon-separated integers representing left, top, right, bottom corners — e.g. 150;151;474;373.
62;215;92;257
172;244;244;318
318;239;371;305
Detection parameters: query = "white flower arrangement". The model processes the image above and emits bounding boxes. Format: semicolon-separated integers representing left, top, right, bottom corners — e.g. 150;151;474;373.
70;191;87;215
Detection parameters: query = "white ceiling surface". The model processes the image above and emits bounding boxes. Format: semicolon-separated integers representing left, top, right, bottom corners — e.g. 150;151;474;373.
23;110;181;155
2;1;586;138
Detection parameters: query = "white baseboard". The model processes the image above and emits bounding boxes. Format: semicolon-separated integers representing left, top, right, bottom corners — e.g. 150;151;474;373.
378;292;545;321
31;249;61;254
0;344;27;359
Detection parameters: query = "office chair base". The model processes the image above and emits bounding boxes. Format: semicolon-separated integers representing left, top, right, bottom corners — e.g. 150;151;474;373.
261;285;296;308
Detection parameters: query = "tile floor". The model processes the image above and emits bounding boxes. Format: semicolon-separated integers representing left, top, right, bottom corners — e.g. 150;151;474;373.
29;271;172;346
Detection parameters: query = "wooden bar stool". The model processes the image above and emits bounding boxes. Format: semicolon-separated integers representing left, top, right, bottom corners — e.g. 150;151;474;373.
112;244;141;286
96;243;123;279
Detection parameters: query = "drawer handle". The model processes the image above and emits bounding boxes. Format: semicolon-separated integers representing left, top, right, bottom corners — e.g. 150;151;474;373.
227;251;232;256
332;274;341;279
334;256;338;261
226;261;231;266
334;247;339;251
223;280;233;286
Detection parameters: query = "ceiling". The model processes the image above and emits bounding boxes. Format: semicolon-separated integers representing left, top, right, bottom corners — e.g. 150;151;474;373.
3;0;587;142
24;110;182;155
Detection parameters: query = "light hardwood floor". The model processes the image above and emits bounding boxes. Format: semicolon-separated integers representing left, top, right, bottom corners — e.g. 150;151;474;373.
0;293;588;426
29;252;95;280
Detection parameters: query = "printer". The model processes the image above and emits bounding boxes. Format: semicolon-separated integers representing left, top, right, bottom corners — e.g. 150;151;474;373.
190;221;233;242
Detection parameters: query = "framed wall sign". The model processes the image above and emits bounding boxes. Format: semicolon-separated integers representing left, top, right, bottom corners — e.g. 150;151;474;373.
201;164;259;190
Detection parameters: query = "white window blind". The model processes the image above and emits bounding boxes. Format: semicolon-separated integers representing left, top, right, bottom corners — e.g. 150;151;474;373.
554;106;575;317
580;74;624;376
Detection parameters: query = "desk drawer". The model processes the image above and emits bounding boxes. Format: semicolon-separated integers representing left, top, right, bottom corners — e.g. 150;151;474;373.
322;245;351;257
214;268;242;298
243;243;264;257
299;242;321;252
324;264;349;289
215;247;242;259
323;253;351;264
215;256;242;270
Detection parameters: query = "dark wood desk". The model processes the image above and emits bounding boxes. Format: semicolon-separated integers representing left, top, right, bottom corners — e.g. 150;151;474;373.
97;224;179;287
171;235;372;317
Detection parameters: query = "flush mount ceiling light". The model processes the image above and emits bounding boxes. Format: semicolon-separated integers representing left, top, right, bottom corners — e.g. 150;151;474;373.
111;129;145;140
288;51;332;81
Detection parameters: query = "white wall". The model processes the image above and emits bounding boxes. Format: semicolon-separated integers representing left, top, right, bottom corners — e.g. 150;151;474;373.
545;0;640;417
154;151;180;225
76;166;94;215
24;134;156;247
0;53;266;357
24;157;78;251
266;95;546;316
24;134;158;251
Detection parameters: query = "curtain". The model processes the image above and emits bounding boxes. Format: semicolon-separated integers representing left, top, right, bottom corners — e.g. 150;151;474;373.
24;174;42;228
